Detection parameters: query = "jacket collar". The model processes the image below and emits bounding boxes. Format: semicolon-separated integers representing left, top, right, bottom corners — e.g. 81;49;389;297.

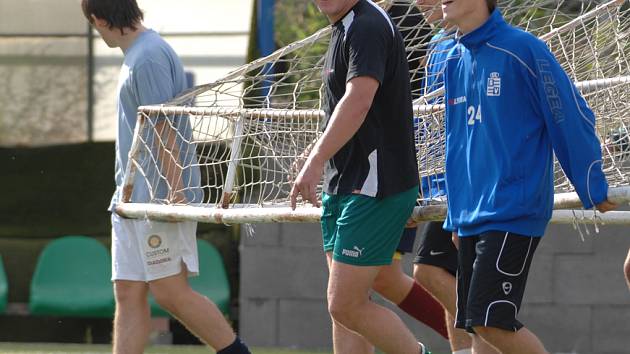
458;9;505;50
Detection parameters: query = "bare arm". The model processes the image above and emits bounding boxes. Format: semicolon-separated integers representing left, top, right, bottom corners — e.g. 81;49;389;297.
289;76;379;209
155;119;186;203
311;76;378;164
451;232;459;250
130;62;189;204
290;141;316;183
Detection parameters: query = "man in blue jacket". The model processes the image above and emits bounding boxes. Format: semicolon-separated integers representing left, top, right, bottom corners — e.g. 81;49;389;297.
441;0;617;352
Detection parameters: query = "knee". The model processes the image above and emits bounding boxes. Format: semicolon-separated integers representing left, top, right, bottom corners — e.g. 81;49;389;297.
327;297;348;324
327;295;362;329
114;281;148;307
328;304;354;329
624;258;630;284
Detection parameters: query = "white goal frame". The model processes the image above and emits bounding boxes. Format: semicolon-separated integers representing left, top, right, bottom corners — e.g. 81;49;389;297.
116;0;630;225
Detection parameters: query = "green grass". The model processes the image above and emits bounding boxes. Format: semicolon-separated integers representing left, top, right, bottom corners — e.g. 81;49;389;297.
0;343;332;354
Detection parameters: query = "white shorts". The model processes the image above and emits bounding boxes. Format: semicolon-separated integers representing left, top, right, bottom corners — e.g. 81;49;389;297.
111;213;199;282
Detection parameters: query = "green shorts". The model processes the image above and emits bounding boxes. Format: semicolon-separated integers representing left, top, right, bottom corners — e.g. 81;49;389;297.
321;186;418;266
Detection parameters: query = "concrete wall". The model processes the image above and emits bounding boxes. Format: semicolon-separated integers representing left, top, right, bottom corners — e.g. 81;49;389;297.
240;220;630;354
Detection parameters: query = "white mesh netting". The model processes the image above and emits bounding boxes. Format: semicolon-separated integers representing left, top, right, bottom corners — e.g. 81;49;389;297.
118;0;630;223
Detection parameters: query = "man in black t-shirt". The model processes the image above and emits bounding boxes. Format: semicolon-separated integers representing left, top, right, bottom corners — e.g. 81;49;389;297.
290;0;428;353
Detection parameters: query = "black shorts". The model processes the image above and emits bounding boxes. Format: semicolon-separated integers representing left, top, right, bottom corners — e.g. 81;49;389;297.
455;231;540;333
396;227;417;254
412;221;458;276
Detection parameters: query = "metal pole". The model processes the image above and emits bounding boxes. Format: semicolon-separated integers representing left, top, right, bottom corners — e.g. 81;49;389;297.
87;23;95;142
121;113;146;203
257;0;275;99
221;113;246;208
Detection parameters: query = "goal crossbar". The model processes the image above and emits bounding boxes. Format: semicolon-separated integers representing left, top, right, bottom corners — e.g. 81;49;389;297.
114;206;630;226
137;76;630;122
116;186;630;224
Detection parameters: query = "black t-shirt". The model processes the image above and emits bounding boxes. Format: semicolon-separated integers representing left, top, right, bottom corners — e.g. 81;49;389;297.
321;0;419;198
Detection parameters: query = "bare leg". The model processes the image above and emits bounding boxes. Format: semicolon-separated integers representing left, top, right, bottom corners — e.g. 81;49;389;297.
113;281;151;354
414;264;476;352
473;326;549;354
414;264;457;314
149;268;236;351
443;312;470;351
624;248;630;291
325;253;374;354
471;334;501;354
328;259;422;354
372;259;413;303
333;320;375;354
373;259;448;339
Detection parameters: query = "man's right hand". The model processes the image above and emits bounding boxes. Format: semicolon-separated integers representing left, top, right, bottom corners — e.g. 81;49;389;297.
596;199;618;213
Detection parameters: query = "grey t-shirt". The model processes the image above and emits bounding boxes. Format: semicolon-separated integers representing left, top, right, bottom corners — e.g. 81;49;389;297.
109;29;201;211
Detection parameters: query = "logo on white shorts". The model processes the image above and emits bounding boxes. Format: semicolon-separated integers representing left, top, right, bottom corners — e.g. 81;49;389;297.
145;234;170;265
147;234;162;249
502;281;513;295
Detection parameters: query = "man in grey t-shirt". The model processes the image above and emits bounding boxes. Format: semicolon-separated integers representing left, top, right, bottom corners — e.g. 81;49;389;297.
81;1;249;353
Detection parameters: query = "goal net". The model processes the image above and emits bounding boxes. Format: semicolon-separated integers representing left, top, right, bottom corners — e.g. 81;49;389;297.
117;0;630;224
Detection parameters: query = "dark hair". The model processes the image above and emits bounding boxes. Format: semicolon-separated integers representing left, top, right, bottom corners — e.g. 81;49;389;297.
81;0;144;32
486;0;497;12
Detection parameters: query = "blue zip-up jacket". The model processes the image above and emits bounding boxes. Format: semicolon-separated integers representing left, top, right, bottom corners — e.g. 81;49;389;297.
423;30;456;97
443;10;609;237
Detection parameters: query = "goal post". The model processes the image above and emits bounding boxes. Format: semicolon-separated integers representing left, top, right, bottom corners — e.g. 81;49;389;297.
117;0;630;225
116;189;630;225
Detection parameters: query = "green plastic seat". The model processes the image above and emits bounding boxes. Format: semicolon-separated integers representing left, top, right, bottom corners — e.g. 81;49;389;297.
191;239;231;315
150;239;231;317
0;255;7;314
29;236;114;318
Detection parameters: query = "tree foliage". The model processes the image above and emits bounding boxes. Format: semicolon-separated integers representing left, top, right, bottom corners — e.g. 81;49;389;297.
275;0;329;48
